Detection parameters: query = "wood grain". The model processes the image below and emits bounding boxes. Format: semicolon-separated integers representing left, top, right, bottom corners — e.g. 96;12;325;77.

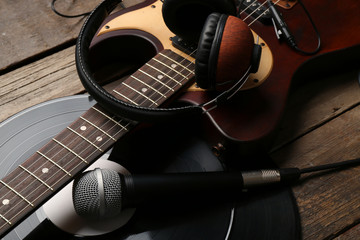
335;224;360;240
0;46;84;122
271;70;360;239
272;69;360;150
0;0;100;72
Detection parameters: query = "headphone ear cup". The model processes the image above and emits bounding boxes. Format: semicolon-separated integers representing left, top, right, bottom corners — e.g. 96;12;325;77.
195;13;226;90
162;0;236;42
195;14;255;91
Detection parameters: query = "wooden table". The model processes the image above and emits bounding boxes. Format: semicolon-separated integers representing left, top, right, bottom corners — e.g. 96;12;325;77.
1;0;360;239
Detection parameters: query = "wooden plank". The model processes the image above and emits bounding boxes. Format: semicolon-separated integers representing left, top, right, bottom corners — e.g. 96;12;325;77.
0;0;100;72
0;46;85;122
271;104;360;239
272;69;360;150
0;0;147;122
335;223;360;239
0;0;144;72
269;67;360;239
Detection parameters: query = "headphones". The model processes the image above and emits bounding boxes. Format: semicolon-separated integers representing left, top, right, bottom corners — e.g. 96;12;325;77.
76;0;261;122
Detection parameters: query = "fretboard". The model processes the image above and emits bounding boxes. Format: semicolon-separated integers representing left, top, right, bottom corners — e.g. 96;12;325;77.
113;50;195;107
0;49;195;237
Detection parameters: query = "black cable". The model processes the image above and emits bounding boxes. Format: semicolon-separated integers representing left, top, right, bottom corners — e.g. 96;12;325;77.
271;157;360;186
51;0;91;18
291;0;321;55
300;157;360;174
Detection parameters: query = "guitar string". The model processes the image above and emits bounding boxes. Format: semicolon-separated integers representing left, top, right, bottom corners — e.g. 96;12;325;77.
9;0;272;184
239;0;254;15
140;50;196;107
0;114;130;217
0;0;274;224
40;0;197;188
0;36;198;212
43;0;199;190
0;0;269;217
142;0;282;105
0;49;197;208
0;51;197;224
120;49;196;108
1;3;196;230
247;0;281;26
0;112;134;225
41;49;197;180
115;0;280;107
241;0;269;22
0;1;274;226
142;0;280;107
127;0;279;106
109;0;279;107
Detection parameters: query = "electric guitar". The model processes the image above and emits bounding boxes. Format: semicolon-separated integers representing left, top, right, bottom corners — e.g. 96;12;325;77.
0;0;359;238
89;0;360;155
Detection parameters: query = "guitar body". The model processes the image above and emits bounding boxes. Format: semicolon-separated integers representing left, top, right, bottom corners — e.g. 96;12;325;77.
90;0;360;156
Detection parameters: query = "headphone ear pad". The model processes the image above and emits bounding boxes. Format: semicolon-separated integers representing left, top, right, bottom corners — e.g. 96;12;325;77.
196;14;255;91
195;13;226;90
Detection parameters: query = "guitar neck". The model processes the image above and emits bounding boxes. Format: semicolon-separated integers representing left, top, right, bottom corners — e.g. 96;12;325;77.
0;49;195;237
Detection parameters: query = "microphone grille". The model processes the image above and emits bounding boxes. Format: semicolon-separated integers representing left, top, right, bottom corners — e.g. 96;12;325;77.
72;168;122;219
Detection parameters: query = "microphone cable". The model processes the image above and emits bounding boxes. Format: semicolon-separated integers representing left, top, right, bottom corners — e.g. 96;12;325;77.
278;157;360;185
299;157;360;175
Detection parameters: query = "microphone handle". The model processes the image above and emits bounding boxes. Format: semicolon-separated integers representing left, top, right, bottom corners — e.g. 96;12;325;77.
121;169;299;207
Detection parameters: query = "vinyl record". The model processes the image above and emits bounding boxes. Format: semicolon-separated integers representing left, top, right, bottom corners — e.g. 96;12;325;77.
0;95;301;240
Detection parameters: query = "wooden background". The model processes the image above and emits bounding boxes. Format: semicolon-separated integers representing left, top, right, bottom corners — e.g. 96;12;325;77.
1;0;360;239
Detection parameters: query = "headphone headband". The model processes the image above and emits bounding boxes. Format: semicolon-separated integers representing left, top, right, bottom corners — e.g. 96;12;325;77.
75;0;203;122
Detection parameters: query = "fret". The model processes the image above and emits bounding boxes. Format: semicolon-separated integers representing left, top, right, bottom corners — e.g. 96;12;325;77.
122;82;159;106
0;164;52;207
52;138;89;164
109;49;195;110
158;52;195;75
151;57;189;80
79;116;117;141
113;89;139;106
138;69;175;91
165;50;195;79
91;106;129;131
66;127;104;152
0;180;33;207
18;165;53;191
145;63;182;86
36;151;72;176
130;75;167;98
0;215;11;225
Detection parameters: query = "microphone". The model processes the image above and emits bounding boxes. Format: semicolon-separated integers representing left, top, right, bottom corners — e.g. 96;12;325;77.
72;168;301;220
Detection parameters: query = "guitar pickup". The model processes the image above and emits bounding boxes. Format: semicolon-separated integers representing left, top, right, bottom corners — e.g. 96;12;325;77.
171;36;198;55
239;0;272;25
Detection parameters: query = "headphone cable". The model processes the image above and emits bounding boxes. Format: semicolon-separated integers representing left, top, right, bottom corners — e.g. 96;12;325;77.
51;0;92;18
